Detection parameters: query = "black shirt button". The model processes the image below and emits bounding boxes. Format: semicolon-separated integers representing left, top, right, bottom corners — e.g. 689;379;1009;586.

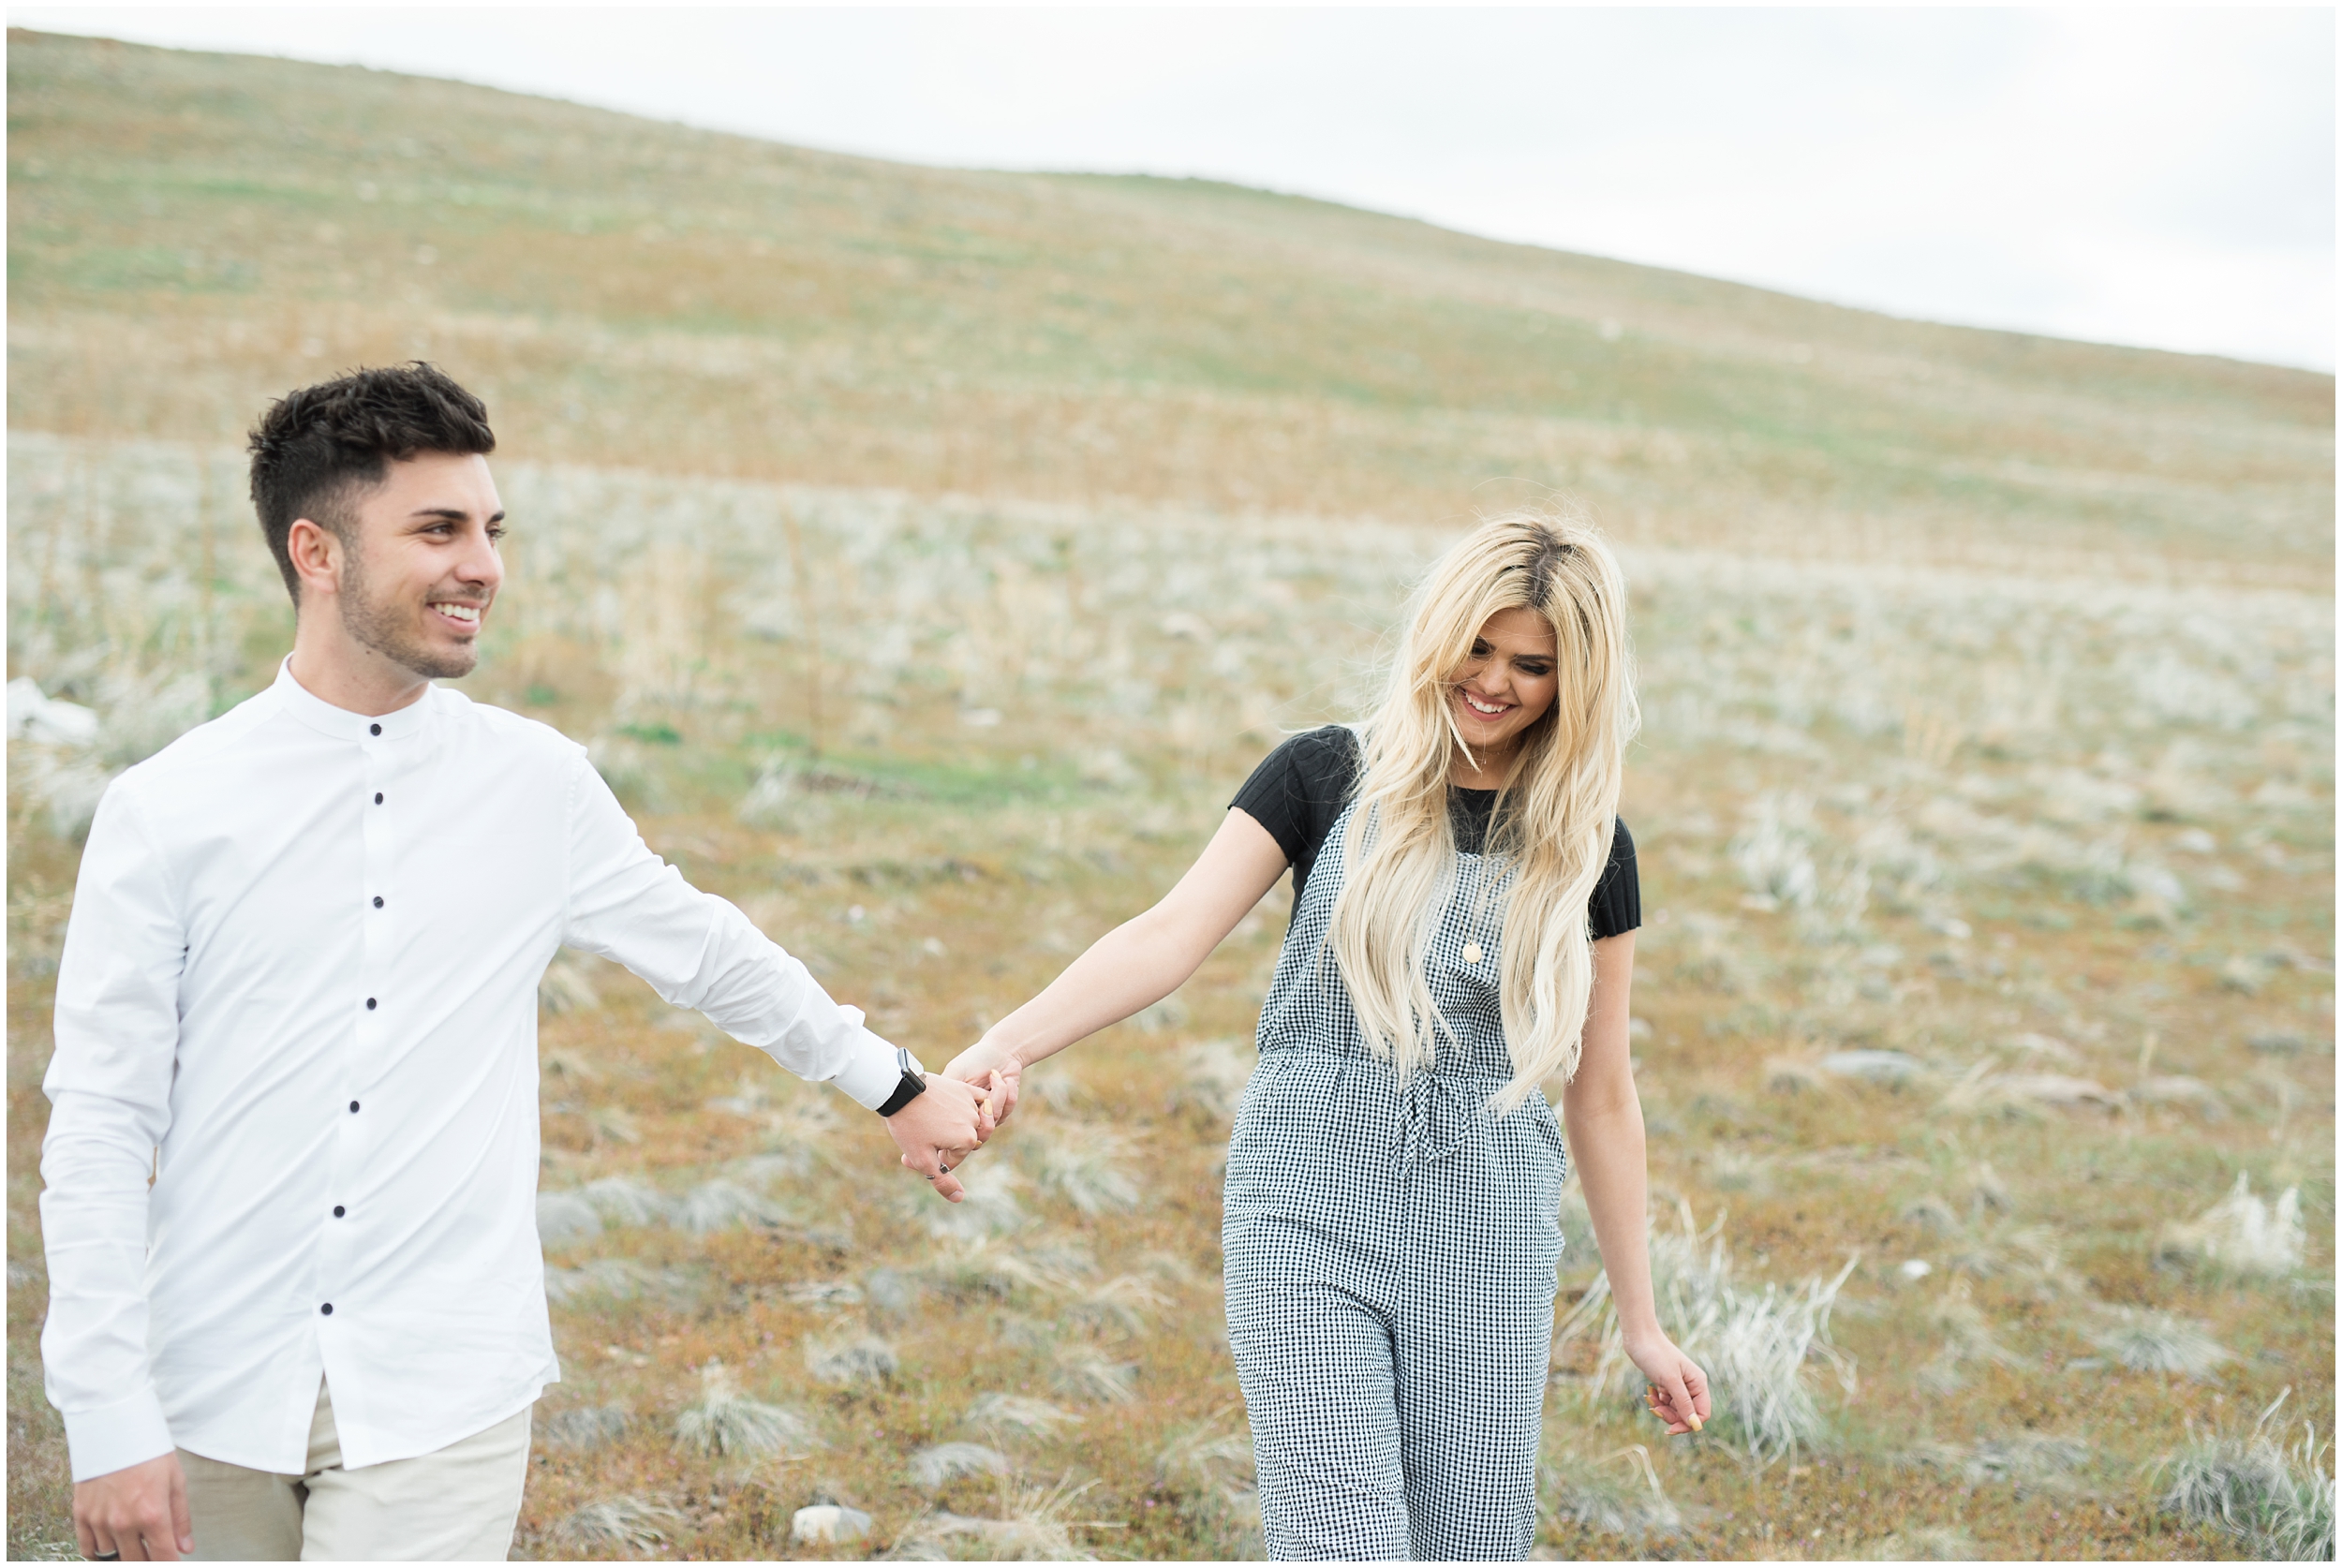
365;998;377;1011
369;723;381;736
320;1303;334;1315
372;896;384;909
374;792;384;805
333;1206;346;1218
348;1100;360;1114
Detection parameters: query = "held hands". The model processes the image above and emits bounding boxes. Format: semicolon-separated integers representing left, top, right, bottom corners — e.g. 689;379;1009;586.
882;1070;1004;1203
942;1038;1023;1126
1623;1328;1712;1437
74;1452;193;1561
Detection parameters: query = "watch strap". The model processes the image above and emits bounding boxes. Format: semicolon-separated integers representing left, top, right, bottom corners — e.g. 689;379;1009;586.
876;1046;928;1117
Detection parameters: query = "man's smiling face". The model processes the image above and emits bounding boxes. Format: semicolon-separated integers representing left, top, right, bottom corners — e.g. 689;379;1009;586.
333;451;506;681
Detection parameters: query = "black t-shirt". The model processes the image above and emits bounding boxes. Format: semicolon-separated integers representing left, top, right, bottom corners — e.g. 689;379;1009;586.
1229;724;1640;939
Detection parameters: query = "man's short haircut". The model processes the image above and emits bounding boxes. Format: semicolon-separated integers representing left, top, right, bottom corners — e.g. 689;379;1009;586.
246;362;497;602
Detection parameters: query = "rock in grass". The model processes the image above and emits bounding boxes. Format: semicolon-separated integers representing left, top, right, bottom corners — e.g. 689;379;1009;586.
790;1504;872;1546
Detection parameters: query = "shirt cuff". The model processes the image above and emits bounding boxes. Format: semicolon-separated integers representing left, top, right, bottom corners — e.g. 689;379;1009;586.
62;1387;175;1482
827;1021;910;1113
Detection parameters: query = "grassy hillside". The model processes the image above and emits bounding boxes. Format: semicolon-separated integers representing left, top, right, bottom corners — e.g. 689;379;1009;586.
7;28;2334;1566
6;27;2331;582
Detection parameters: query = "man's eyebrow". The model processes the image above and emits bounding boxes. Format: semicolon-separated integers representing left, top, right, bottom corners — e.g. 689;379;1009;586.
408;507;508;523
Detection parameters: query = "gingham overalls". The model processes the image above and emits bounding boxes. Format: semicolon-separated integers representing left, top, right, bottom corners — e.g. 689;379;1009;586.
1223;799;1569;1561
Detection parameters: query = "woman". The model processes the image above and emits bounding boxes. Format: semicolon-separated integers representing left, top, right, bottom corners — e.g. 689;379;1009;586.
943;513;1710;1561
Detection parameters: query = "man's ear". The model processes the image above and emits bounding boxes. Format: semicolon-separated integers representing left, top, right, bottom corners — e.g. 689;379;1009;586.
287;517;343;600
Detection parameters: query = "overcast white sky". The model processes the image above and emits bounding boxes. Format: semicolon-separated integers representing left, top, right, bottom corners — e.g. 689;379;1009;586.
14;6;2335;370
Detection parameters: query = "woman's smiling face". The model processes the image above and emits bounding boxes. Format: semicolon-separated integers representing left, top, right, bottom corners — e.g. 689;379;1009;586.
1447;606;1559;761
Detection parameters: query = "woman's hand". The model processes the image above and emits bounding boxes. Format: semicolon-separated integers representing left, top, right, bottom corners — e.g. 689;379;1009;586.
943;1039;1023;1127
1622;1328;1711;1436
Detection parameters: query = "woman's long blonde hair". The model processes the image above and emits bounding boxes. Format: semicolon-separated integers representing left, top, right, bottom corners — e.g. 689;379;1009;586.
1326;511;1638;1110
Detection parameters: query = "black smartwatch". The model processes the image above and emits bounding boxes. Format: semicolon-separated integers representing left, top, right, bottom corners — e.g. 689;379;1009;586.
876;1046;927;1117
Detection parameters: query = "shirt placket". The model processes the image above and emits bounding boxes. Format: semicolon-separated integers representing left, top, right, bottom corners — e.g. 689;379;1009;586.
321;722;393;1335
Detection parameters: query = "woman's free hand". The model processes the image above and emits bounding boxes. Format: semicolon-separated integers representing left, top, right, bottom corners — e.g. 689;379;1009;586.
1623;1329;1712;1436
943;1040;1023;1127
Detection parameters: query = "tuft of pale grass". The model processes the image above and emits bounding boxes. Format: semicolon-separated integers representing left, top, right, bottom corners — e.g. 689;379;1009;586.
911;1442;1015;1490
1966;1433;2090;1496
1557;1203;1857;1468
2089;1310;2233;1378
804;1334;900;1387
965;1394;1082;1440
889;1475;1112;1561
927;1237;1084;1301
1168;1038;1255;1123
544;1258;651;1305
2157;1171;2305;1280
1061;1273;1171;1336
1820;1048;1926;1086
919;1167;1032;1240
582;1176;672;1227
1911;1432;2091;1497
538;954;601;1014
543;1403;633;1452
1023;1121;1144;1215
536;1190;602;1248
1047;1345;1137;1404
1542;1444;1683;1543
1916;1280;2029;1395
1154;1413;1262;1553
1867;1525;1981;1561
671;1179;786;1235
2156;1390;2335;1561
674;1361;818;1457
550;1496;684;1554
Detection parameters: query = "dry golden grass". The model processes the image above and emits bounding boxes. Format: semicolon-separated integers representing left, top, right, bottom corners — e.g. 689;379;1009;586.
7;28;2334;1563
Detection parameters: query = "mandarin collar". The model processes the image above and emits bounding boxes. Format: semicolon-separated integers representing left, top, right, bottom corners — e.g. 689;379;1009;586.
273;658;437;742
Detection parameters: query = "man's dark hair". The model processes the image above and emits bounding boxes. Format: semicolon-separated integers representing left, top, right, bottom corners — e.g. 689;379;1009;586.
246;362;497;602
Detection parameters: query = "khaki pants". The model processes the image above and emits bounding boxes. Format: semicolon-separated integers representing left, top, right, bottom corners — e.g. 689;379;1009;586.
179;1381;531;1561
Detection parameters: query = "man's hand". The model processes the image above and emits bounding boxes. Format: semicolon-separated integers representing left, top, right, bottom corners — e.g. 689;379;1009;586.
884;1073;992;1202
74;1452;192;1561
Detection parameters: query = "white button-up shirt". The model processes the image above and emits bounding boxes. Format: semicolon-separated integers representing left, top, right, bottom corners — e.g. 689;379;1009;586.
40;661;903;1480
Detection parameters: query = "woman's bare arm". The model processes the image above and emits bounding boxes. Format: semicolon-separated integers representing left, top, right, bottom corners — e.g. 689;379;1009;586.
1563;931;1712;1434
941;808;1289;1118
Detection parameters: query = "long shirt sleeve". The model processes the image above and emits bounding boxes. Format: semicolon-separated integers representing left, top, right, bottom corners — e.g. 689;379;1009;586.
558;756;900;1110
40;784;187;1479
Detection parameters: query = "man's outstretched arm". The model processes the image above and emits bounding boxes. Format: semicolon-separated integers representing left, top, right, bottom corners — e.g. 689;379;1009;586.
556;753;987;1194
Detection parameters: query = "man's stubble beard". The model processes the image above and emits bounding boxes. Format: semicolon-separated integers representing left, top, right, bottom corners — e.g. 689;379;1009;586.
339;548;481;682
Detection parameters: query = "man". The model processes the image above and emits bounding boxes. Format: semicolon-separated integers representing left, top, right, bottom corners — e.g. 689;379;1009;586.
41;363;991;1561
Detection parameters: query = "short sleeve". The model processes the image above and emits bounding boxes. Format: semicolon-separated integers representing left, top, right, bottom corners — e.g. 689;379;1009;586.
1589;818;1640;940
1229;726;1361;904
